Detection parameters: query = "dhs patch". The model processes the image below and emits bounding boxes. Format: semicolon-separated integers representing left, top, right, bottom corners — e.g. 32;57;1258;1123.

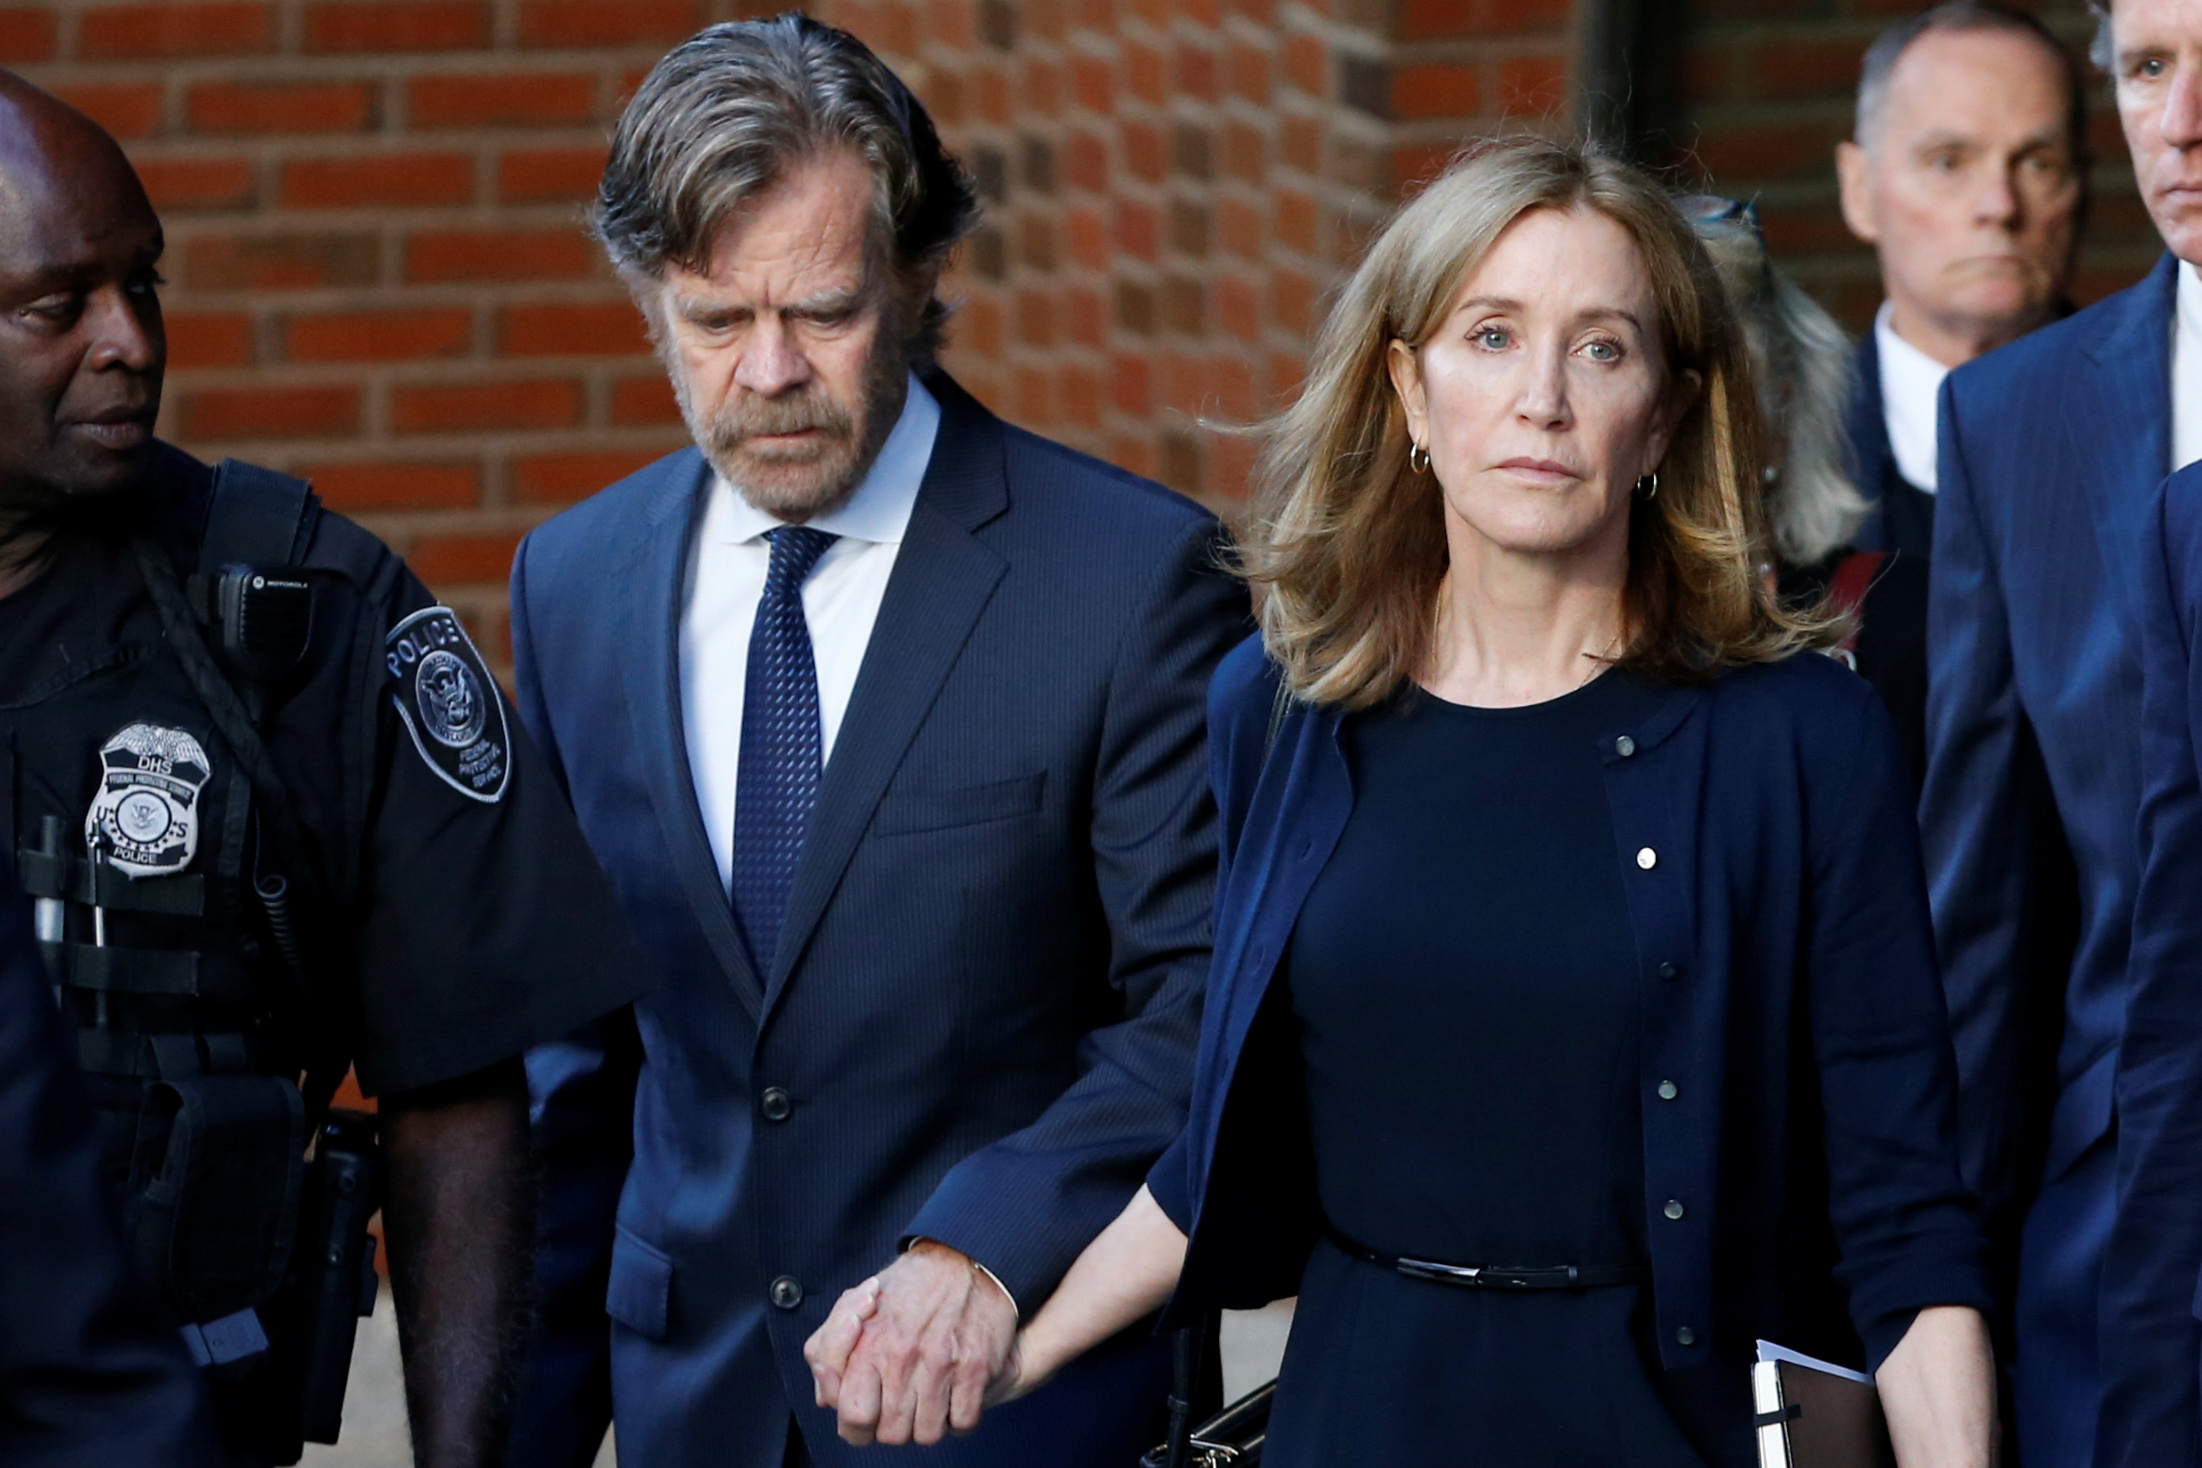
387;606;509;803
87;723;212;878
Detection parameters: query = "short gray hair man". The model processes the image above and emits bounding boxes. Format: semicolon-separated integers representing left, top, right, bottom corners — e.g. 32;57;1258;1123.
1856;0;2090;157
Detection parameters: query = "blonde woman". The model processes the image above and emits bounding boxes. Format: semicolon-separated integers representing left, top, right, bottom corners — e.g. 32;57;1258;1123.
810;137;1997;1465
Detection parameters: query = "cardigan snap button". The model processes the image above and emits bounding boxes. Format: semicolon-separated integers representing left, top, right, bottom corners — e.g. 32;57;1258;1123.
1657;1080;1678;1101
1636;847;1658;870
1676;1326;1697;1347
1664;1199;1685;1220
1615;735;1637;757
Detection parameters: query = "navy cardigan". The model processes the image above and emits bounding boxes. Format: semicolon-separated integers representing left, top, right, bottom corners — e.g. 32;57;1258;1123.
1149;636;1992;1372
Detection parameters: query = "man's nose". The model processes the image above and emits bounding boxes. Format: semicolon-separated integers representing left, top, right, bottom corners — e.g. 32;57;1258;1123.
84;284;160;374
2163;57;2202;149
734;317;814;396
1974;164;2021;229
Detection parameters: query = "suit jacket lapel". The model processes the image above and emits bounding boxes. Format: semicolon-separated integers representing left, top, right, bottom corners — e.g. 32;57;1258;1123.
617;451;765;1018
2070;253;2179;644
762;376;1011;1016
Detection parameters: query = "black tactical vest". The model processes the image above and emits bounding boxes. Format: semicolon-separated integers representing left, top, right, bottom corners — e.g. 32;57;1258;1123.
0;460;348;1454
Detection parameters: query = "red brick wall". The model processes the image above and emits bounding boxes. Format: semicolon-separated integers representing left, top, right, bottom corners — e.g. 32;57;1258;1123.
6;0;1581;649
29;1;2156;647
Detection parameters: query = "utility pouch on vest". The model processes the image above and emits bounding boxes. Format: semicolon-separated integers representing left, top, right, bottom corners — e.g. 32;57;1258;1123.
127;1072;307;1326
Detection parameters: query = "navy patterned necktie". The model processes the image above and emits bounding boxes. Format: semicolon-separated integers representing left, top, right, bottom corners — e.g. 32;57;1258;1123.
731;525;839;973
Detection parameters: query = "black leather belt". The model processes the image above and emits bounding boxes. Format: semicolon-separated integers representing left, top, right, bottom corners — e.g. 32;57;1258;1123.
1325;1222;1651;1291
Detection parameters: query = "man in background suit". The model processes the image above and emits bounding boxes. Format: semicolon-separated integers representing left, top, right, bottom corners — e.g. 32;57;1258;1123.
505;17;1244;1467
1831;1;2085;779
1926;0;2196;1461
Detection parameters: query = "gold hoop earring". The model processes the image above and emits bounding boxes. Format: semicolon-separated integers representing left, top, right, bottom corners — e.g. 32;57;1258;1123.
1409;441;1431;475
1636;472;1660;501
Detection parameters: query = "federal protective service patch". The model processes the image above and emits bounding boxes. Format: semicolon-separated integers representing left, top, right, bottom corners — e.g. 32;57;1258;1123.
88;723;212;878
387;606;510;803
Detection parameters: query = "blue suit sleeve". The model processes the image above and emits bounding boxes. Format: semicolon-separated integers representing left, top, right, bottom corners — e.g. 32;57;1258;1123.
1921;376;2069;1273
0;876;222;1468
505;533;636;1468
2098;468;2202;1468
1805;686;1993;1367
904;517;1247;1308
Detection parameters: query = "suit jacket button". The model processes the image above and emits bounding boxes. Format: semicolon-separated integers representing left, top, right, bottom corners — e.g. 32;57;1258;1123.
770;1276;804;1310
1664;1199;1685;1221
761;1087;793;1122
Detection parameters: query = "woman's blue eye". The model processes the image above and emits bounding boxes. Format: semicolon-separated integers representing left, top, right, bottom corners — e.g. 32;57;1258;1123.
1475;328;1509;350
1584;340;1620;362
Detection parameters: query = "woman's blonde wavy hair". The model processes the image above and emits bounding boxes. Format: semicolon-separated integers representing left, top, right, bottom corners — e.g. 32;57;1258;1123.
1242;136;1842;709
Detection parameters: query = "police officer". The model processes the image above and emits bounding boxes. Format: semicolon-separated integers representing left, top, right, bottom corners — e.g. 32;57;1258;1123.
0;854;223;1468
0;74;649;1467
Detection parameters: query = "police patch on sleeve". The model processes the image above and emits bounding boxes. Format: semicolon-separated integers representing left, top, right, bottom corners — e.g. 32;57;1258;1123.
87;724;211;878
387;606;510;803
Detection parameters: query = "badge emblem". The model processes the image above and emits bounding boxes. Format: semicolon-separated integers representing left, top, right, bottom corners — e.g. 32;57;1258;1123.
387;606;509;803
86;723;212;878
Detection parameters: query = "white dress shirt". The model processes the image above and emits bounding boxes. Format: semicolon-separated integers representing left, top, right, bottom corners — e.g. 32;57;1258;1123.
1876;302;1952;494
2172;261;2202;475
680;374;940;894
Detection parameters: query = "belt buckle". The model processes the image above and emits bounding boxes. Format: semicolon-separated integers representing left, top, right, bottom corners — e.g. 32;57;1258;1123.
1394;1257;1486;1287
1421;1263;1582;1289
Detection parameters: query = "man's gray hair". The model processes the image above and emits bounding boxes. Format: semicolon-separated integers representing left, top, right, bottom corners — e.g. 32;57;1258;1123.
1854;0;2089;157
596;13;979;360
2090;0;2112;71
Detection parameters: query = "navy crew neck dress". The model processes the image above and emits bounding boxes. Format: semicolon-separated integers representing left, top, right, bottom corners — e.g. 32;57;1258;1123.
1266;669;1744;1466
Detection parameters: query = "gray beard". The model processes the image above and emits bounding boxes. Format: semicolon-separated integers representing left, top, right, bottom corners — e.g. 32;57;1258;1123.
678;335;912;523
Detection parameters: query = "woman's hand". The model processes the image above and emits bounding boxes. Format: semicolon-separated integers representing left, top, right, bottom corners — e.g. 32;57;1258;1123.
1877;1305;1998;1468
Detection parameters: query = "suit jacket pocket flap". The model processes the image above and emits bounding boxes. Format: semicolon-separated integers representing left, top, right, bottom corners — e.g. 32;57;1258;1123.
873;772;1045;836
607;1225;673;1340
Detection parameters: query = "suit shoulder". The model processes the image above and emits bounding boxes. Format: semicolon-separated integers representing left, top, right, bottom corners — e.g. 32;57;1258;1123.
998;423;1216;544
522;447;704;567
1946;283;2142;406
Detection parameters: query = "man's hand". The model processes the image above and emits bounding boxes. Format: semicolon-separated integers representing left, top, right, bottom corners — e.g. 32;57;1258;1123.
803;1240;1019;1447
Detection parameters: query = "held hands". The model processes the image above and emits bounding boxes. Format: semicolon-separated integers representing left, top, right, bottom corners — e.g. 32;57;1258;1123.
803;1240;1030;1446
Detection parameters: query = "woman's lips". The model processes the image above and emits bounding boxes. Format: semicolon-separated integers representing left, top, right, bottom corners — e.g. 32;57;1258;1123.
1494;457;1582;485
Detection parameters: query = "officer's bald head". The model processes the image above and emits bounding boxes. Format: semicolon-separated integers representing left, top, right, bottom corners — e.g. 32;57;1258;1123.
0;71;165;518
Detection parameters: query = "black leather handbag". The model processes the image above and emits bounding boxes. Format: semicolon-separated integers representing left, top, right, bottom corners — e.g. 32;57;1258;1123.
1142;1315;1275;1467
1140;1381;1274;1466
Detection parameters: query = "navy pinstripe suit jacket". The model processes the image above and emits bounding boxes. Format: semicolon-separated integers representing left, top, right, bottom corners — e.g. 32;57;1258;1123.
503;374;1247;1468
1925;256;2171;1427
